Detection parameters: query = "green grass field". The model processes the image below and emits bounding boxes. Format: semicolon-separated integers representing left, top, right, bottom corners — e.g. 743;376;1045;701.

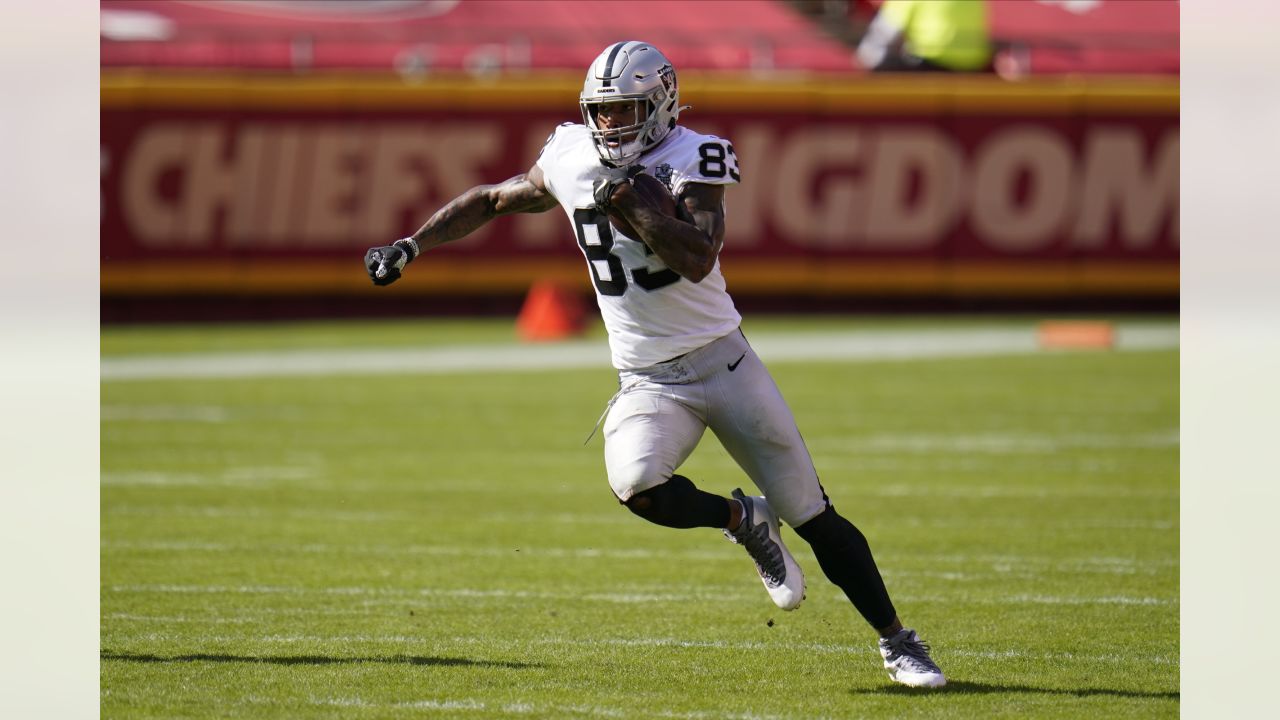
101;316;1179;718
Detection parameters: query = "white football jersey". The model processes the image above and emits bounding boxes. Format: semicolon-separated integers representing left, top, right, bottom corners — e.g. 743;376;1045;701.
536;124;742;370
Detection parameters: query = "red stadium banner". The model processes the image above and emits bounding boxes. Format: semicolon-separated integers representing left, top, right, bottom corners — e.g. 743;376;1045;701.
101;72;1177;299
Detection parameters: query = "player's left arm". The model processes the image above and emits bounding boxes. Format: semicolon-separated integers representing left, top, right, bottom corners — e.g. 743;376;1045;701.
609;181;725;284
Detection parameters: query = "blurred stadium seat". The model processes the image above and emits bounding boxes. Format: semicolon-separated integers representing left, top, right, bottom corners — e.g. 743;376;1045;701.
101;0;861;74
99;0;1177;322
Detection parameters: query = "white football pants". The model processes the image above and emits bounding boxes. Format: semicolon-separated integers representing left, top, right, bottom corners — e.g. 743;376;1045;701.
602;328;828;527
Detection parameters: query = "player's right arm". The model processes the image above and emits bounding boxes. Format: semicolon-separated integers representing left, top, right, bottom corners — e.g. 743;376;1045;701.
365;164;558;286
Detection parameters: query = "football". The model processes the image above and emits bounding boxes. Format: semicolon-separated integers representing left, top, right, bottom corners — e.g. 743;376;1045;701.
609;173;678;240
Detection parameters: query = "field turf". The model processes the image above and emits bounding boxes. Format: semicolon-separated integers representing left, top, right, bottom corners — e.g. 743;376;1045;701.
101;316;1179;718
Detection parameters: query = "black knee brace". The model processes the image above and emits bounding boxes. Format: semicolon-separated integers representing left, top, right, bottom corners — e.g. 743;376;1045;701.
623;474;731;529
794;504;898;629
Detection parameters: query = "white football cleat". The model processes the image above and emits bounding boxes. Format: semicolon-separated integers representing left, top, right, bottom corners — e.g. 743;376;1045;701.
724;488;805;611
878;628;947;688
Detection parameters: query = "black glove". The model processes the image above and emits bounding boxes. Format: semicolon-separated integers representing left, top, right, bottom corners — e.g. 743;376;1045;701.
364;238;419;286
592;163;643;212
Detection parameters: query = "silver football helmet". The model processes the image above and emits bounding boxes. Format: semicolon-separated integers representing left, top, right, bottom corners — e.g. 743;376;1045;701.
580;41;683;166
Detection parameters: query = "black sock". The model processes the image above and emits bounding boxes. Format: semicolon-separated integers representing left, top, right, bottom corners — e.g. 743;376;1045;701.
623;474;731;529
793;505;897;629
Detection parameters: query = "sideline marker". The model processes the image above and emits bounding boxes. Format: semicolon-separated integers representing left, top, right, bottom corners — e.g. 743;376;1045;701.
516;281;588;342
1037;320;1116;350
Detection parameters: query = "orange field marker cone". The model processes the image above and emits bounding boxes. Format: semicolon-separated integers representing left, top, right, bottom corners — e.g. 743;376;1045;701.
516;281;588;342
1037;320;1116;350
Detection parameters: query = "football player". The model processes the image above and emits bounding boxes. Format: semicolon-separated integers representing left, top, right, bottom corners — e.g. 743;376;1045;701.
365;40;945;688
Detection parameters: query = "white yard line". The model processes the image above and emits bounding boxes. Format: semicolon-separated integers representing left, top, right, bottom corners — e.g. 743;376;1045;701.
102;539;1177;575
101;324;1178;381
298;696;780;720
102;466;316;488
100;404;231;422
105;583;1177;608
100;630;1178;668
816;431;1180;454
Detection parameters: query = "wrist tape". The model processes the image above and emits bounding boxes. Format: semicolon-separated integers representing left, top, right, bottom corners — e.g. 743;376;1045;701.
393;237;420;263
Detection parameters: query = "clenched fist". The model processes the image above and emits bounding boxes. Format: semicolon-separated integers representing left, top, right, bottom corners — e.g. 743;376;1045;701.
364;238;419;286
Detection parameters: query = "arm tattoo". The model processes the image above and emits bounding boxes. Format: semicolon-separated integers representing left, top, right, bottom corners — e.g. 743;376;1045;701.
616;182;725;283
411;174;557;251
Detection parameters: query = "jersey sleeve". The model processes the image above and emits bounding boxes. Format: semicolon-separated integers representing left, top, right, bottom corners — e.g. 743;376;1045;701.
534;124;565;172
669;134;741;197
534;123;575;198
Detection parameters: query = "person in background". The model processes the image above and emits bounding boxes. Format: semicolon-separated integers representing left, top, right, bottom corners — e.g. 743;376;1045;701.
857;0;993;72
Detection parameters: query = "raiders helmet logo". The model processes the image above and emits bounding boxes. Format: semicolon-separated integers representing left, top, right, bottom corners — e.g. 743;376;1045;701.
658;64;676;94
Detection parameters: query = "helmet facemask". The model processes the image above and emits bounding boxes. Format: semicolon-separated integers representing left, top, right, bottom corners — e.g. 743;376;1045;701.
580;98;663;166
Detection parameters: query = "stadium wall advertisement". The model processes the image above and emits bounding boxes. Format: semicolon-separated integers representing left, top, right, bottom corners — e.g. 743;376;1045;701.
101;73;1178;305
